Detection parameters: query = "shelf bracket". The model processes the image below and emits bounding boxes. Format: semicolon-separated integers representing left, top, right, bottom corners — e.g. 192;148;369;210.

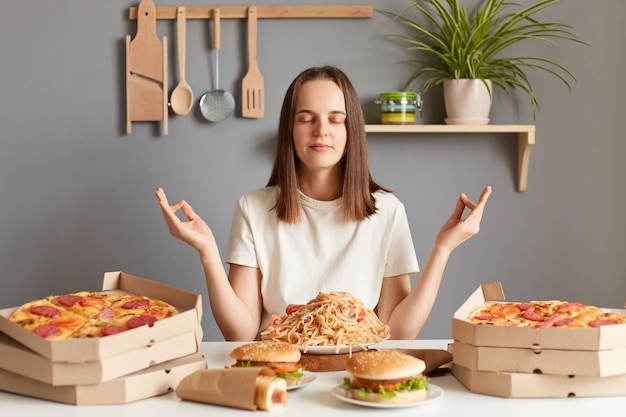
517;130;534;192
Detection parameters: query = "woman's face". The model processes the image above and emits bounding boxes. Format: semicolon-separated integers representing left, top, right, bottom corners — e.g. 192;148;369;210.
292;79;347;173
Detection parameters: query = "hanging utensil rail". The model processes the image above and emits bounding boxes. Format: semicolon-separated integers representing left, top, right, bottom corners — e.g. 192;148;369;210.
129;5;373;20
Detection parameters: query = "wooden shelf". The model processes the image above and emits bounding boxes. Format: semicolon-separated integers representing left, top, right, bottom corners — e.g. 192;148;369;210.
364;124;535;192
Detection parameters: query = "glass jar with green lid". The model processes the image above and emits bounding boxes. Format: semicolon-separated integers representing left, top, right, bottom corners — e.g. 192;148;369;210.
376;92;422;125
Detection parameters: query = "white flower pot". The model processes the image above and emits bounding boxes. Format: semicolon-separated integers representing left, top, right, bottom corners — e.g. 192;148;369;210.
443;79;492;125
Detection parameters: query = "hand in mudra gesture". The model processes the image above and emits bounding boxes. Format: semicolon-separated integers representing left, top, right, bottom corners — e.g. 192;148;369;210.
435;186;492;253
155;187;215;253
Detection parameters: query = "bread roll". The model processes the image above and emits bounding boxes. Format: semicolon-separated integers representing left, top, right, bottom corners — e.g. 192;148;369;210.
254;375;288;411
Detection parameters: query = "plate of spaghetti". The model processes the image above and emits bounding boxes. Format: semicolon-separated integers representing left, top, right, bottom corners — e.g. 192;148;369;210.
260;291;390;354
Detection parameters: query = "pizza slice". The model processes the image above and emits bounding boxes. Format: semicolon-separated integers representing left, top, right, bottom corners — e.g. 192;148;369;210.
10;298;86;339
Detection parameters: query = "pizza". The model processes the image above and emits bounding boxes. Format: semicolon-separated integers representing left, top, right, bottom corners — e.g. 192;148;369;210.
9;291;179;339
468;300;626;328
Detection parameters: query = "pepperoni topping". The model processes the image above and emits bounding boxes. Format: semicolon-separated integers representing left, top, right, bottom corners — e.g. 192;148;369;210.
96;307;116;319
517;303;532;311
34;324;61;338
127;315;157;329
101;325;127;336
522;310;544;322
556;302;586;314
57;295;82;307
532;315;557;328
30;305;61;318
121;299;150;310
553;317;574;327
589;319;620;327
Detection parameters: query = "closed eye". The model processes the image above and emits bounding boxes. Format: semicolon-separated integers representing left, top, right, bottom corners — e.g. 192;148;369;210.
330;115;346;124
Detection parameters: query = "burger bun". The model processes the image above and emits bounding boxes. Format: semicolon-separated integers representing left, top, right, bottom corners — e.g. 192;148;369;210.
345;349;425;380
230;340;301;363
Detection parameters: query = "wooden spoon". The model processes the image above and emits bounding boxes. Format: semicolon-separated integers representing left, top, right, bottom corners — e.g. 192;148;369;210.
170;7;193;116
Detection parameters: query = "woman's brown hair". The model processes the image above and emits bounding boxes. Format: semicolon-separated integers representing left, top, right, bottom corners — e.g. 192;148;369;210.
266;66;389;223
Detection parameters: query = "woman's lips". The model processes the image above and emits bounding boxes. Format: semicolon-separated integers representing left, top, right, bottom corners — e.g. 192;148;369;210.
310;143;331;151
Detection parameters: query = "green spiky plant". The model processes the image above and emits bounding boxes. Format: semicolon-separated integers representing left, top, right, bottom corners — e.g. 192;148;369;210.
378;0;585;118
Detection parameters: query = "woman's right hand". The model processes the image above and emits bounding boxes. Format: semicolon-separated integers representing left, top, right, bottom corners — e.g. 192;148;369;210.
155;187;214;253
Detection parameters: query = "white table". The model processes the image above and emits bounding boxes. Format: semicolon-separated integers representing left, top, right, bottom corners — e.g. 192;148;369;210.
1;339;624;416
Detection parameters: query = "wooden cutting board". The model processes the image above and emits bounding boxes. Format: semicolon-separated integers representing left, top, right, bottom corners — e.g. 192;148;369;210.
126;0;168;134
299;352;351;372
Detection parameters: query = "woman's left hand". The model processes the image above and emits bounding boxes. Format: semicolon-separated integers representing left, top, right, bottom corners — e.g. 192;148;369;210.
435;186;492;253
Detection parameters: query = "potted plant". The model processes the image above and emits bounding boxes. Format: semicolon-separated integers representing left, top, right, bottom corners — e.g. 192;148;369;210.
378;0;585;124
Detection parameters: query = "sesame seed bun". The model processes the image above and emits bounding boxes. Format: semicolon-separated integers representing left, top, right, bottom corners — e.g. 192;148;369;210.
230;340;301;363
345;349;425;380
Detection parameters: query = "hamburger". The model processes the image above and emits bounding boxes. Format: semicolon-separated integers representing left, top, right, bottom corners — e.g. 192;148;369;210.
343;349;429;403
230;340;304;387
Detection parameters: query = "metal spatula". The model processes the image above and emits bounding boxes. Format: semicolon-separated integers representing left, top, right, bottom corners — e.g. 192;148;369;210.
241;6;264;118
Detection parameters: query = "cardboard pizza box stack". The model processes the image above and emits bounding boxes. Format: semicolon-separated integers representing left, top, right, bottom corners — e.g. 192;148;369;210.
451;282;626;398
0;271;208;405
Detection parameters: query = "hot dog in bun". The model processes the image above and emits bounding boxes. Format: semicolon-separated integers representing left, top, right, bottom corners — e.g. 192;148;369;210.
343;349;429;403
230;340;304;387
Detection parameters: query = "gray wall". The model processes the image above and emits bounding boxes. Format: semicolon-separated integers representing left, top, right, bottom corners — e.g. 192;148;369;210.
1;0;624;341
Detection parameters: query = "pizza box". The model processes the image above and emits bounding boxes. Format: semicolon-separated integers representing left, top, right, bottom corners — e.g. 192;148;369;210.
0;329;200;386
452;362;626;398
0;352;208;405
0;271;203;362
452;340;626;377
452;282;626;351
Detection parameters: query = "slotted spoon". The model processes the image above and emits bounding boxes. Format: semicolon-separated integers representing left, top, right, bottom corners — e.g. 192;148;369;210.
241;6;264;118
199;8;235;122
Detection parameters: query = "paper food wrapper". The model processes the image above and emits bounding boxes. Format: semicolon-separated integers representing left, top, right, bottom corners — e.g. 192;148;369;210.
394;348;453;375
301;348;453;373
176;366;275;410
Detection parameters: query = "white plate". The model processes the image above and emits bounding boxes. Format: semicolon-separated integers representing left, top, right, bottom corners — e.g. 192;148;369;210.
295;337;390;355
287;372;317;391
330;384;443;408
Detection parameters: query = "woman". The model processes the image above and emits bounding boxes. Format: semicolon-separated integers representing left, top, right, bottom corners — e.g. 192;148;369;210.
156;66;491;341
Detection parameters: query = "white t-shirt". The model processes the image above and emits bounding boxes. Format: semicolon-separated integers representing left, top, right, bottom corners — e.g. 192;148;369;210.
226;186;419;330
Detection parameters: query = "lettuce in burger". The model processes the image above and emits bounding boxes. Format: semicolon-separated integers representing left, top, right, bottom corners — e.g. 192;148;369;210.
343;349;429;403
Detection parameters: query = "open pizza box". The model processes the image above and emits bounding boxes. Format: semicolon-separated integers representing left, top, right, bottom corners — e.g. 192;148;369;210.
0;271;203;362
453;362;626;398
0;352;208;405
451;282;626;351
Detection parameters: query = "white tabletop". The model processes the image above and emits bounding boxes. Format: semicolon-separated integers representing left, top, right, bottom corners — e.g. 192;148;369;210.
1;339;624;417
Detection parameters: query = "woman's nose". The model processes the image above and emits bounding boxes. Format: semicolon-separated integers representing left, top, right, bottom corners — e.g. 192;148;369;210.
314;119;329;137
